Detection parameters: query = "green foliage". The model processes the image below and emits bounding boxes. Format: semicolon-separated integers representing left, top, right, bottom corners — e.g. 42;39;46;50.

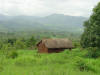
0;29;81;50
0;65;3;72
26;36;37;49
7;38;16;45
0;42;3;50
86;47;100;58
6;50;18;59
81;2;100;48
73;41;81;48
1;43;13;50
76;58;95;72
14;39;26;49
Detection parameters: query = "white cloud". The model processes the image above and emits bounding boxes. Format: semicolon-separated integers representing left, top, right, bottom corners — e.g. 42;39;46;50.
0;0;99;17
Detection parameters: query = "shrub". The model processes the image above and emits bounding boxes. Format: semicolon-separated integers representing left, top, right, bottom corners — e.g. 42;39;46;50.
86;47;100;58
14;40;26;49
76;58;95;72
7;50;18;59
74;41;81;48
76;60;89;71
2;43;13;50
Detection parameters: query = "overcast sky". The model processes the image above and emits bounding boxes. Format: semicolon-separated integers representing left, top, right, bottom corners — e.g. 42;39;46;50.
0;0;99;17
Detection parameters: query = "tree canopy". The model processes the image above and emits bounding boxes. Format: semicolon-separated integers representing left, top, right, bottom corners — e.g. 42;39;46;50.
81;2;100;48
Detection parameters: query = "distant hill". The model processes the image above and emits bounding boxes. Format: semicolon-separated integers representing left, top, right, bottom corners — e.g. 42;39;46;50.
0;14;87;33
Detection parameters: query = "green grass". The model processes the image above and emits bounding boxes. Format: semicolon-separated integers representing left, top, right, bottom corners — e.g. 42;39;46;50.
0;48;100;75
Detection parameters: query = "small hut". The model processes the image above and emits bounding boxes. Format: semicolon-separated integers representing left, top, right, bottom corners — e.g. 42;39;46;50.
37;38;74;53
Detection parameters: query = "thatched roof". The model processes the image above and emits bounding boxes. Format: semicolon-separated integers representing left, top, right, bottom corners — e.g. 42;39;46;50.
37;38;74;48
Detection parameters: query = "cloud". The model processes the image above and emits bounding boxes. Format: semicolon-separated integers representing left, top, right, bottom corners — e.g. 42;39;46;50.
0;0;99;17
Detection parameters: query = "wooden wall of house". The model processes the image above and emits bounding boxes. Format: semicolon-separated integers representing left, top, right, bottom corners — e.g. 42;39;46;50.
37;43;48;53
48;48;65;53
37;43;72;53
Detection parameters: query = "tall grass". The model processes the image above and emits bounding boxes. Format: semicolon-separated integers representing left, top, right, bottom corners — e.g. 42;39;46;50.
0;49;100;75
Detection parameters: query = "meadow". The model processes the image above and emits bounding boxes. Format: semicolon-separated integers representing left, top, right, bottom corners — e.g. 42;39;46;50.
0;48;100;75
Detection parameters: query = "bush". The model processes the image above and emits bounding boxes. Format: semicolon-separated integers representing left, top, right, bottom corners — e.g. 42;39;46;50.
7;50;18;59
76;60;89;71
14;40;26;49
76;58;95;72
86;47;100;58
74;41;81;48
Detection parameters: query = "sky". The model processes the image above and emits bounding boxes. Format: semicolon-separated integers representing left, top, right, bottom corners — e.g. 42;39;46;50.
0;0;99;17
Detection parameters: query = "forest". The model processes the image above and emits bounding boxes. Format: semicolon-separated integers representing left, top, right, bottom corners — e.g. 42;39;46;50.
0;1;100;75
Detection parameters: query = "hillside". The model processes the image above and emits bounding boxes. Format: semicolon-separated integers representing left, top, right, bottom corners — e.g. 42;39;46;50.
0;14;87;33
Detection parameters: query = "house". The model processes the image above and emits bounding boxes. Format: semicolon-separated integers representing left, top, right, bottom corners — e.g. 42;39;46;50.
37;38;74;53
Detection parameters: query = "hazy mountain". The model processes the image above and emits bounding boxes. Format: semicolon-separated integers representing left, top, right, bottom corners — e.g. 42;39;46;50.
0;14;87;32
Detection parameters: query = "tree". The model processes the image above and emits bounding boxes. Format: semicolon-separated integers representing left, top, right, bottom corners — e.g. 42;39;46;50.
14;39;26;49
0;41;3;50
81;2;100;48
7;38;16;45
27;36;37;48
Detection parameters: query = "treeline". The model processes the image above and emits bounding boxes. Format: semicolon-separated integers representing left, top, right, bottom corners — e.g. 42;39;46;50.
0;36;37;50
0;30;81;50
0;30;81;40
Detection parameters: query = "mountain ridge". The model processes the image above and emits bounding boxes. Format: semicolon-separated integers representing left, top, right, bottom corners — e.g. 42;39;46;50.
0;14;87;33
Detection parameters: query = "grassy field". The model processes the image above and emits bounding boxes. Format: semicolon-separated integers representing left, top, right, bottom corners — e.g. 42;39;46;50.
0;48;100;75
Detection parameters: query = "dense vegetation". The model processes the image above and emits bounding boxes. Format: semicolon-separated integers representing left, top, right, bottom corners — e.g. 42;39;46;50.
0;49;100;75
0;30;81;51
81;2;100;48
81;2;100;58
